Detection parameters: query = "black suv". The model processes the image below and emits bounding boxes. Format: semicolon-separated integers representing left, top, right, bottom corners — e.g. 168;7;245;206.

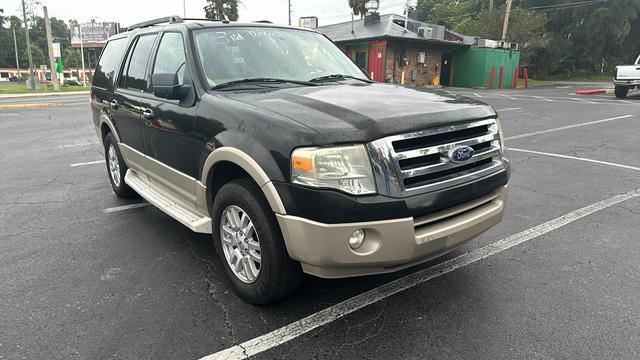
91;16;510;303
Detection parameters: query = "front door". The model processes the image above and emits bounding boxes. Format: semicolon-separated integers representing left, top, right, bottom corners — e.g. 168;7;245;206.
139;31;198;199
440;53;453;86
368;41;386;82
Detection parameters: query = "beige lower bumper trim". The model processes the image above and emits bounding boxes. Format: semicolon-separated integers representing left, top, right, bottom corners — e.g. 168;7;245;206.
277;186;508;278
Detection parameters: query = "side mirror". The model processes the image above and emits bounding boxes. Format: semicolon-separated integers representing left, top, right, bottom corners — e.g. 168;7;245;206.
152;73;191;100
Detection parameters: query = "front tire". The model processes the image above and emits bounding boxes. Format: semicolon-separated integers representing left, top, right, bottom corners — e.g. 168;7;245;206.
212;178;302;304
104;133;137;198
615;85;629;98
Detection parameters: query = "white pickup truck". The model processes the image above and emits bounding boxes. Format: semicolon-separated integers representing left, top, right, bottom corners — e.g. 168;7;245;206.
614;55;640;98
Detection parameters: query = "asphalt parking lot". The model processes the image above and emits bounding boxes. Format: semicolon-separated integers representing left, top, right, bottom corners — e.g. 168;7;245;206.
1;84;639;360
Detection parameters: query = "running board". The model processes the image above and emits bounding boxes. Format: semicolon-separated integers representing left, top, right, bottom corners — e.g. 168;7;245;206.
125;169;212;233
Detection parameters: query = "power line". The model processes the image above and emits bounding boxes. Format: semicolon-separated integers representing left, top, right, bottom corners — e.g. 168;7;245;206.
529;0;610;10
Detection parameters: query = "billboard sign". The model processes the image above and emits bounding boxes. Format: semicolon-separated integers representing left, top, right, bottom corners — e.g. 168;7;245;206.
70;22;118;48
299;17;318;29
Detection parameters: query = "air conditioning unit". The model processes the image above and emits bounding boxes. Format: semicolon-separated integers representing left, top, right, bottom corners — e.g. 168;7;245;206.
418;25;445;40
418;26;434;39
476;39;499;48
509;42;519;51
497;40;508;48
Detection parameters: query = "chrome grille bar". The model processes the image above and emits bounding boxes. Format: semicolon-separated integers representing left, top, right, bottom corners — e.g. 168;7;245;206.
366;118;505;198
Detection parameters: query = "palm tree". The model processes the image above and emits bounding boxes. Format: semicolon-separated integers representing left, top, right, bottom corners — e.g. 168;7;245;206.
348;0;368;19
204;0;241;21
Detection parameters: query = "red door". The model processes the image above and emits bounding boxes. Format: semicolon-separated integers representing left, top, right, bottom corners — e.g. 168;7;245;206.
368;41;386;82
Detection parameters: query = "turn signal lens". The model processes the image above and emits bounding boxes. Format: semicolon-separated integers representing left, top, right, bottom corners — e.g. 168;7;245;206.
292;156;313;172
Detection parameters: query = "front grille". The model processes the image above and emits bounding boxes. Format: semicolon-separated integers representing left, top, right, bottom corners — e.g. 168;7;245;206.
367;118;504;197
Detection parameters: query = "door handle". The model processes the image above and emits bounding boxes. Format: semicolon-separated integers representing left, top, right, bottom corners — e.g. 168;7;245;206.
110;99;119;109
142;109;155;120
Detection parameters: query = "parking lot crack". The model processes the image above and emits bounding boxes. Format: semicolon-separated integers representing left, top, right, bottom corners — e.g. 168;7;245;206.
338;299;388;350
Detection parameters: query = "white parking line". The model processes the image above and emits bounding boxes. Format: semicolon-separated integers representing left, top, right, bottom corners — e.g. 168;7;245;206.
509;148;640;172
534;96;554;102
103;203;149;213
496;107;521;112
0;113;18;116
505;114;634;140
60;141;99;149
200;187;640;360
70;160;105;167
472;92;482;98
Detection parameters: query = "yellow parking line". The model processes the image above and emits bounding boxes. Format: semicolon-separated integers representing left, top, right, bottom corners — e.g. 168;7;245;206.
0;103;63;109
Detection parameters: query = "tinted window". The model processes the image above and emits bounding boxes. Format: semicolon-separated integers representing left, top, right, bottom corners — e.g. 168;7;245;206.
153;33;187;85
93;38;126;89
121;34;156;91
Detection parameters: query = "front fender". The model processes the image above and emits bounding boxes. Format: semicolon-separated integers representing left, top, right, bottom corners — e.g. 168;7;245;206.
199;139;287;215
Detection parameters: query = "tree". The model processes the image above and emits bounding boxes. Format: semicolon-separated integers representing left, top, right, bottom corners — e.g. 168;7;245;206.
348;0;368;18
204;0;241;21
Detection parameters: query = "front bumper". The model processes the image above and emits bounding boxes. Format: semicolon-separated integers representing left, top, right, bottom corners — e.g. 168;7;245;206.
614;79;640;86
277;185;508;278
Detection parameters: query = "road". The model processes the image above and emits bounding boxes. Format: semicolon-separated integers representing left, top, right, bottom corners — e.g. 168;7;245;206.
1;86;639;359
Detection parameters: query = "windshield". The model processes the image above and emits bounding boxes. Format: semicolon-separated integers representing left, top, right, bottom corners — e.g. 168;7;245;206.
193;27;367;88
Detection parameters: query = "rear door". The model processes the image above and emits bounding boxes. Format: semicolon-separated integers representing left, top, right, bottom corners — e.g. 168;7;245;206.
111;32;158;170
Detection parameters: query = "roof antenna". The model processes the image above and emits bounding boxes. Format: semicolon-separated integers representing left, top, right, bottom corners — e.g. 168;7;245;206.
403;0;410;33
351;12;355;35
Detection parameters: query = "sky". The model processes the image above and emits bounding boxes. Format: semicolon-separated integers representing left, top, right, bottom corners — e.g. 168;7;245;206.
0;0;408;27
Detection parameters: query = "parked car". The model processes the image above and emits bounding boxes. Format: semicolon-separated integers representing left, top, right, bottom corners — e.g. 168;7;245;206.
614;55;640;98
9;76;20;82
90;16;510;304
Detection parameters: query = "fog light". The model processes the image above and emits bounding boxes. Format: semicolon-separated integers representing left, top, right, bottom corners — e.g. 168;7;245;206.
348;229;365;249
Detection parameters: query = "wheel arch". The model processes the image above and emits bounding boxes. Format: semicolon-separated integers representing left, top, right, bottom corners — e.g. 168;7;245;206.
99;114;120;144
201;147;286;215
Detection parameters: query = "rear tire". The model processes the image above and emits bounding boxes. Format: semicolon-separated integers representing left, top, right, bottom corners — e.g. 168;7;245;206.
104;133;138;198
615;85;629;98
212;178;302;304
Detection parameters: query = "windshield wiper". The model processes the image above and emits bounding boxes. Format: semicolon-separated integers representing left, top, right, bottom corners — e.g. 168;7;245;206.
309;74;373;83
211;78;318;90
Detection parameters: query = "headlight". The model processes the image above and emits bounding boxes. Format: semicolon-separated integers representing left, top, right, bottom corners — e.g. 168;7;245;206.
496;118;505;152
291;145;376;195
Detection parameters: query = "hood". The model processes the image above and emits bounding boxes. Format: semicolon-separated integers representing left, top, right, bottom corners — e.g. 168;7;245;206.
222;83;496;143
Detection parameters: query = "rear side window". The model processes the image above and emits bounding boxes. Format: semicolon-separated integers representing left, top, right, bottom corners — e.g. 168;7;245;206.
93;38;127;89
119;34;156;91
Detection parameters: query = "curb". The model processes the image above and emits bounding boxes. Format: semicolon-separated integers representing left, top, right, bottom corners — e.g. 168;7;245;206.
576;88;614;95
0;91;89;99
0;103;63;109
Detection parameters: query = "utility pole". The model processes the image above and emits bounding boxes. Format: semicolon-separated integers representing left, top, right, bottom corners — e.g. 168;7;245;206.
12;25;21;76
288;0;292;26
183;0;186;17
43;6;60;91
79;25;86;87
489;0;494;11
501;0;513;41
21;0;37;90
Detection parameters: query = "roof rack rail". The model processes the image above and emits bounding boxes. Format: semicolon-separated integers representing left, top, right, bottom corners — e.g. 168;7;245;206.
181;18;226;22
126;16;183;31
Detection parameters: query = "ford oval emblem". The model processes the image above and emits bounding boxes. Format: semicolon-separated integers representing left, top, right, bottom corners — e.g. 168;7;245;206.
449;145;475;163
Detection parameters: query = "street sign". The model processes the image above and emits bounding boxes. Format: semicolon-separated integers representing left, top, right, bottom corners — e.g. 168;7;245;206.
52;43;61;58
